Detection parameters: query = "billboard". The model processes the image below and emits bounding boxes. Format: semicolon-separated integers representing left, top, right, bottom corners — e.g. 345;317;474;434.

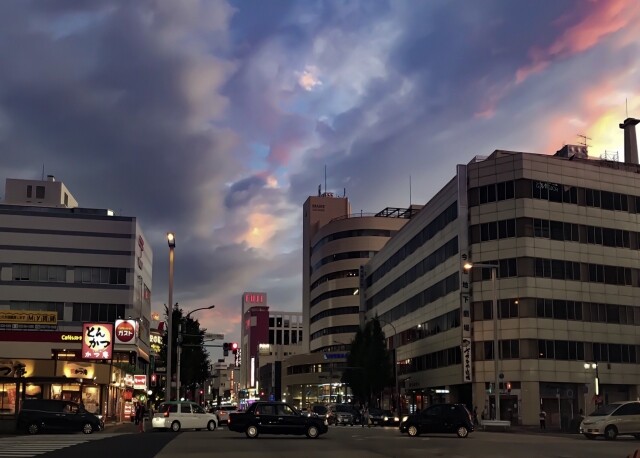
0;310;58;325
114;319;137;344
134;374;147;390
81;323;113;360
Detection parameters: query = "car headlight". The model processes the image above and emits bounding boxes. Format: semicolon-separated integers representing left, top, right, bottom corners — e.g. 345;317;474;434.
384;417;388;421
402;416;409;423
394;417;399;422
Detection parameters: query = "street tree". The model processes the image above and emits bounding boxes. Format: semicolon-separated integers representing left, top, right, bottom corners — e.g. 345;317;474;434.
160;304;211;400
342;317;393;405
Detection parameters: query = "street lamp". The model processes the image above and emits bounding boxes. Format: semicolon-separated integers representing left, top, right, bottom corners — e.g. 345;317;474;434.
165;232;176;402
584;362;600;405
177;305;216;399
464;262;500;421
376;317;400;418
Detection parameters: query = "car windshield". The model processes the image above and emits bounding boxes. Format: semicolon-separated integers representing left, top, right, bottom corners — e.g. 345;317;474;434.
589;404;621;416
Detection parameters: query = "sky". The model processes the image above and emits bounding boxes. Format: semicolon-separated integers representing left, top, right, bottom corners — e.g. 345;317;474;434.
0;0;639;352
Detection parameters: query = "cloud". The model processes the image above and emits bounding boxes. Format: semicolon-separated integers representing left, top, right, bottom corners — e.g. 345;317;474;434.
297;66;322;91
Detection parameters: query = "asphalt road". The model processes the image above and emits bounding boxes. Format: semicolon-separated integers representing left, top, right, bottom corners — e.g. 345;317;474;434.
2;423;638;458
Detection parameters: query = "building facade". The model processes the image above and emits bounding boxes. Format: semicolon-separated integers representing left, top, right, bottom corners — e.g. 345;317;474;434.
363;137;640;426
281;193;416;409
0;177;153;429
238;291;304;401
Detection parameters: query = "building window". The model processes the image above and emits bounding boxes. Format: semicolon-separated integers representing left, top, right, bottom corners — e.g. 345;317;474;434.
13;264;66;282
64;193;69;206
26;185;32;198
35;186;45;199
75;267;127;285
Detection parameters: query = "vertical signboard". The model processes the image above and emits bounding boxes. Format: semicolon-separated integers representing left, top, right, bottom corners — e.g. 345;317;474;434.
81;323;113;360
457;164;473;383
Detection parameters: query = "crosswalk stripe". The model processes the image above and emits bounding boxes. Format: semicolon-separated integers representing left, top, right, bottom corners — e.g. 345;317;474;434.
0;433;125;457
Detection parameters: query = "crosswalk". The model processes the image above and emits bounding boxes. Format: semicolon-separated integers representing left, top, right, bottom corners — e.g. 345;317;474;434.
0;432;125;457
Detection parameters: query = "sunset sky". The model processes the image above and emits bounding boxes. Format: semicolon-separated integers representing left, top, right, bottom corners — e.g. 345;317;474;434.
0;0;638;353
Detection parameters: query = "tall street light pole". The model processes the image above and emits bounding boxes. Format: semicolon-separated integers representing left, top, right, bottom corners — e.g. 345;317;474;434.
165;232;176;402
464;262;500;421
177;305;216;401
584;362;600;406
376;317;399;418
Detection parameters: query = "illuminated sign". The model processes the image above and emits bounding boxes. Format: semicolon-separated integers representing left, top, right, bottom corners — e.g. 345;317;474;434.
0;311;57;325
60;362;93;379
115;320;137;344
134;374;147;390
81;323;113;360
61;334;82;342
243;293;265;304
125;374;134;387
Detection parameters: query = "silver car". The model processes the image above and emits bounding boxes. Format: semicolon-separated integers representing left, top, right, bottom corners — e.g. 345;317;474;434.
580;401;640;440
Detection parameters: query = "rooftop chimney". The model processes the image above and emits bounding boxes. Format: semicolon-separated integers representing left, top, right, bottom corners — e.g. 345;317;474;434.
619;117;639;165
47;175;55;182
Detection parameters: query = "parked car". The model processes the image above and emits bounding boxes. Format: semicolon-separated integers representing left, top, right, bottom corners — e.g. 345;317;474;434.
399;404;474;438
152;401;218;432
18;399;103;435
212;405;238;424
228;401;328;438
580;401;640;440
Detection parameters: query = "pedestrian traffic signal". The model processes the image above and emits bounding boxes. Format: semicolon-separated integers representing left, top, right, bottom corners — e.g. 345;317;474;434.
223;342;230;357
151;373;157;387
506;382;512;393
231;342;238;354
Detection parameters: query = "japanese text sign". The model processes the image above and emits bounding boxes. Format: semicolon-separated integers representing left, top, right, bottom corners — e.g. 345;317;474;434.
115;319;137;344
81;323;113;360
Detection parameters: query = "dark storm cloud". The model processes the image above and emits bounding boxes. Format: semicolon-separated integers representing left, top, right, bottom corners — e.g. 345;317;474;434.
224;175;267;209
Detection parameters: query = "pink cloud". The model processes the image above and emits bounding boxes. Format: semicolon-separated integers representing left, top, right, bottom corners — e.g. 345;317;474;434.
516;0;634;85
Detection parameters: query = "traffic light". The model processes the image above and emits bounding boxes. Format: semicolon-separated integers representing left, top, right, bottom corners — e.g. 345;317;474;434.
506;382;512;394
151;373;157;387
223;342;229;357
231;342;238;355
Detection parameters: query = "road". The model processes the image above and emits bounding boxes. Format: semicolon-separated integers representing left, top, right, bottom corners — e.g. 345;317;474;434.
1;424;638;458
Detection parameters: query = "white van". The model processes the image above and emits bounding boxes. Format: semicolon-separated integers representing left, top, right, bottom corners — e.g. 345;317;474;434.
580;401;640;440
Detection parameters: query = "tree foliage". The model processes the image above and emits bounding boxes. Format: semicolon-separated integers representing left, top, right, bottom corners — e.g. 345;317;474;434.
159;305;211;400
342;318;393;405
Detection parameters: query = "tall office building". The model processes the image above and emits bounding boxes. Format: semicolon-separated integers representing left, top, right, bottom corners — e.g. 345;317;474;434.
362;120;640;426
281;193;417;408
0;176;152;424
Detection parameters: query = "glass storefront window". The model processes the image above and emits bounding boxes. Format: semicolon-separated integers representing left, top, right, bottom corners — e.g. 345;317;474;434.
0;383;17;415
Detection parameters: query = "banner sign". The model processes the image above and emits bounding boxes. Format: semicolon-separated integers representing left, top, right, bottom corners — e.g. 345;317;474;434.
0;311;57;325
81;323;113;360
133;374;147;390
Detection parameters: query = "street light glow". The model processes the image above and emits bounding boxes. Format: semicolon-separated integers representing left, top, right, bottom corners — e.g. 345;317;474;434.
167;232;176;248
463;262;473;270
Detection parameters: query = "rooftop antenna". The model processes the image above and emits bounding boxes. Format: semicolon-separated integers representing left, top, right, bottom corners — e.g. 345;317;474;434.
626;98;629;118
41;164;45;181
318;185;321;196
324;165;327;196
577;133;592;151
409;175;412;206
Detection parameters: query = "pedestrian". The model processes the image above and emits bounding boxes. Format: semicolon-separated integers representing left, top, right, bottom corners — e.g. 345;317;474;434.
135;403;145;433
473;406;479;426
362;405;370;428
539;409;547;430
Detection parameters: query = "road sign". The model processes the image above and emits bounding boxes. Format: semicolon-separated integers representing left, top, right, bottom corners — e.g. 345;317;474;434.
156;367;166;373
205;333;224;340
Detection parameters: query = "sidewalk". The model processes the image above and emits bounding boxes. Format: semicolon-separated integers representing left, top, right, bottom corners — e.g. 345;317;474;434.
478;424;580;438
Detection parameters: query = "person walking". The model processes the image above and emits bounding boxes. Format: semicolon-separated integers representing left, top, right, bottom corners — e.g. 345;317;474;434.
473;406;479;426
135;402;146;433
362;405;370;428
539;409;547;430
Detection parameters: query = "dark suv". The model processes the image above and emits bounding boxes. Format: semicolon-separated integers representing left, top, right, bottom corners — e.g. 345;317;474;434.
400;404;474;438
18;399;103;435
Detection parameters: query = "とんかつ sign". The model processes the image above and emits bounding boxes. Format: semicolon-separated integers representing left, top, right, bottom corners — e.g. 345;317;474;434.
81;323;113;360
114;319;137;344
